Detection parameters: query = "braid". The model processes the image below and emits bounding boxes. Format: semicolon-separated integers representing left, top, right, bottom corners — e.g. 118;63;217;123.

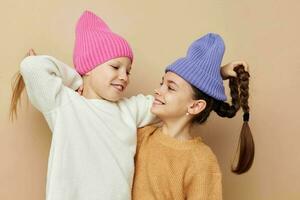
230;65;254;174
190;64;254;174
213;77;240;118
212;65;254;174
235;66;250;113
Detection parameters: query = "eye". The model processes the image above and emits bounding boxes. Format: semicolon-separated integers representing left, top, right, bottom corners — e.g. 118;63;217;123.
168;86;175;91
159;82;163;86
126;71;131;75
111;65;119;70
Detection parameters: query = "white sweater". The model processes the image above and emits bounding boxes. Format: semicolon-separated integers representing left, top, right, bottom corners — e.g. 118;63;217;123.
20;55;156;200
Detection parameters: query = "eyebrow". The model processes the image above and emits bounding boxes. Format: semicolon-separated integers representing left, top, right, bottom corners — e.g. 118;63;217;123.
109;60;121;65
167;80;178;87
161;77;178;87
110;60;132;71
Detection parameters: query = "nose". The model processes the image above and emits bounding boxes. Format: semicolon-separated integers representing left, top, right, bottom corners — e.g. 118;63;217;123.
154;88;161;96
119;71;128;82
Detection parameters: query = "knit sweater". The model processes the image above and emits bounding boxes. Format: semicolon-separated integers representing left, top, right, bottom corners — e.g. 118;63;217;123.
132;126;222;200
20;55;156;200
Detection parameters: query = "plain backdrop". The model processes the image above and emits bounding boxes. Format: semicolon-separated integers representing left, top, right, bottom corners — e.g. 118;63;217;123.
1;0;300;199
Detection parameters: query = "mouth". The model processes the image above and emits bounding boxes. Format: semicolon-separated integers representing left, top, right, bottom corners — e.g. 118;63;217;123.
153;98;165;105
111;83;125;92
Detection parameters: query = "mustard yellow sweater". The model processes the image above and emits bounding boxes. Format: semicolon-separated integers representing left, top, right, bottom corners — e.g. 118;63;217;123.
132;126;222;200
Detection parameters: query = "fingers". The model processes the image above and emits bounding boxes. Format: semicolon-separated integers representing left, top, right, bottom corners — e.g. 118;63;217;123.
233;60;249;72
24;49;37;58
228;70;237;78
29;49;36;56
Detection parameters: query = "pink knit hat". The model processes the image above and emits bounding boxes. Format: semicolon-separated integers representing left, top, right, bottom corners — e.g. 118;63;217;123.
73;10;134;75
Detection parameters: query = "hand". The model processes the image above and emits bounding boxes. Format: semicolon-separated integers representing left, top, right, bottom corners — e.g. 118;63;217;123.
25;48;36;57
76;84;84;95
221;60;249;80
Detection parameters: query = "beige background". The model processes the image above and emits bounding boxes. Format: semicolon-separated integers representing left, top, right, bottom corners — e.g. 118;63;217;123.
1;0;300;199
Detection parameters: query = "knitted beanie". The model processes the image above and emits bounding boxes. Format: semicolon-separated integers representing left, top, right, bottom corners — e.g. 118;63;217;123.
166;33;227;101
73;10;134;75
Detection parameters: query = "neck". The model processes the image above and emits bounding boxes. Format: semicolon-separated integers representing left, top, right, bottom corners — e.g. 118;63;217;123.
82;79;103;100
82;90;101;100
161;117;193;140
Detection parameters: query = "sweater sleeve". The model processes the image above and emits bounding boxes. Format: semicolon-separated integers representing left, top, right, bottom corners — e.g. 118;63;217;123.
185;148;223;200
186;172;222;200
20;55;83;113
121;94;158;128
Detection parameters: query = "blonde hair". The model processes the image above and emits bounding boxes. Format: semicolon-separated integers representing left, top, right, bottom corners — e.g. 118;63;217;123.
9;71;25;121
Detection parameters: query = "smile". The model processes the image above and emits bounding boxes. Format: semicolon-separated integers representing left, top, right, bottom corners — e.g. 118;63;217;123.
111;84;125;92
153;98;165;105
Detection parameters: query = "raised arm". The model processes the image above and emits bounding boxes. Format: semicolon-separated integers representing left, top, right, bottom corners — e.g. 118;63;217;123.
20;55;82;113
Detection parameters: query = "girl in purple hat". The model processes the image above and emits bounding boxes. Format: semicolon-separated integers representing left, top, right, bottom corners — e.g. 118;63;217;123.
132;33;254;200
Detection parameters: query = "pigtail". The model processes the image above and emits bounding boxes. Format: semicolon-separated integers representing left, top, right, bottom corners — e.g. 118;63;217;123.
9;49;36;121
213;77;240;118
230;65;254;174
9;72;25;121
213;65;254;174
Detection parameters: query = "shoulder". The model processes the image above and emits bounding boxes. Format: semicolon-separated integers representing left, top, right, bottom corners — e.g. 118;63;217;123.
137;125;158;143
117;94;155;122
138;125;158;135
119;94;154;106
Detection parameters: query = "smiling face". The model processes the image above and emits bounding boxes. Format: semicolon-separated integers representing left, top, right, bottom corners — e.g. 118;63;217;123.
151;72;207;121
83;57;132;101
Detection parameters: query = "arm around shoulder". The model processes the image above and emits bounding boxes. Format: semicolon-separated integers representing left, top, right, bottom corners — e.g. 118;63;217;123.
123;94;158;128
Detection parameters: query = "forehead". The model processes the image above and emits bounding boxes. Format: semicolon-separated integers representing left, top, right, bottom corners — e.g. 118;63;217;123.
109;57;132;66
163;72;185;84
163;72;194;95
165;71;193;88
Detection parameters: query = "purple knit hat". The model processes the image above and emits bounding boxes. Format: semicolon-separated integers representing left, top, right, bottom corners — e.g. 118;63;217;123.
166;33;227;101
73;10;134;75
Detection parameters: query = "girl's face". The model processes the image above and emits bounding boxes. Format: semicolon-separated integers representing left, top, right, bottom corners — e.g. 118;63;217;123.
151;72;205;120
84;57;132;101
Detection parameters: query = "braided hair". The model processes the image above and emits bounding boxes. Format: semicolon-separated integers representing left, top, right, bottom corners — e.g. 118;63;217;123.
191;65;254;174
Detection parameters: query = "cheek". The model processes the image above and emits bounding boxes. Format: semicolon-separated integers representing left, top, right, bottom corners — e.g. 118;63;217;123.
93;68;114;85
172;91;194;109
90;75;109;95
164;94;186;112
91;76;104;88
166;93;181;104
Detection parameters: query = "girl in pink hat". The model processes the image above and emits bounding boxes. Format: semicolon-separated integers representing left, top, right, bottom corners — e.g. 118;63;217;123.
10;11;248;200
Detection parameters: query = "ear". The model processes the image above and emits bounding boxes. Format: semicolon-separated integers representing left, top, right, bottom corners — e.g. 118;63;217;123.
187;100;206;115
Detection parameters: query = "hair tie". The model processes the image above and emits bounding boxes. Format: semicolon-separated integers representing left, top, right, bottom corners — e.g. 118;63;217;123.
243;112;250;122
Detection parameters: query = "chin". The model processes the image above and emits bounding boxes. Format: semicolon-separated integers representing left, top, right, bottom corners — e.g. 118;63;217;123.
101;93;123;102
150;105;164;117
108;96;122;102
151;106;182;120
